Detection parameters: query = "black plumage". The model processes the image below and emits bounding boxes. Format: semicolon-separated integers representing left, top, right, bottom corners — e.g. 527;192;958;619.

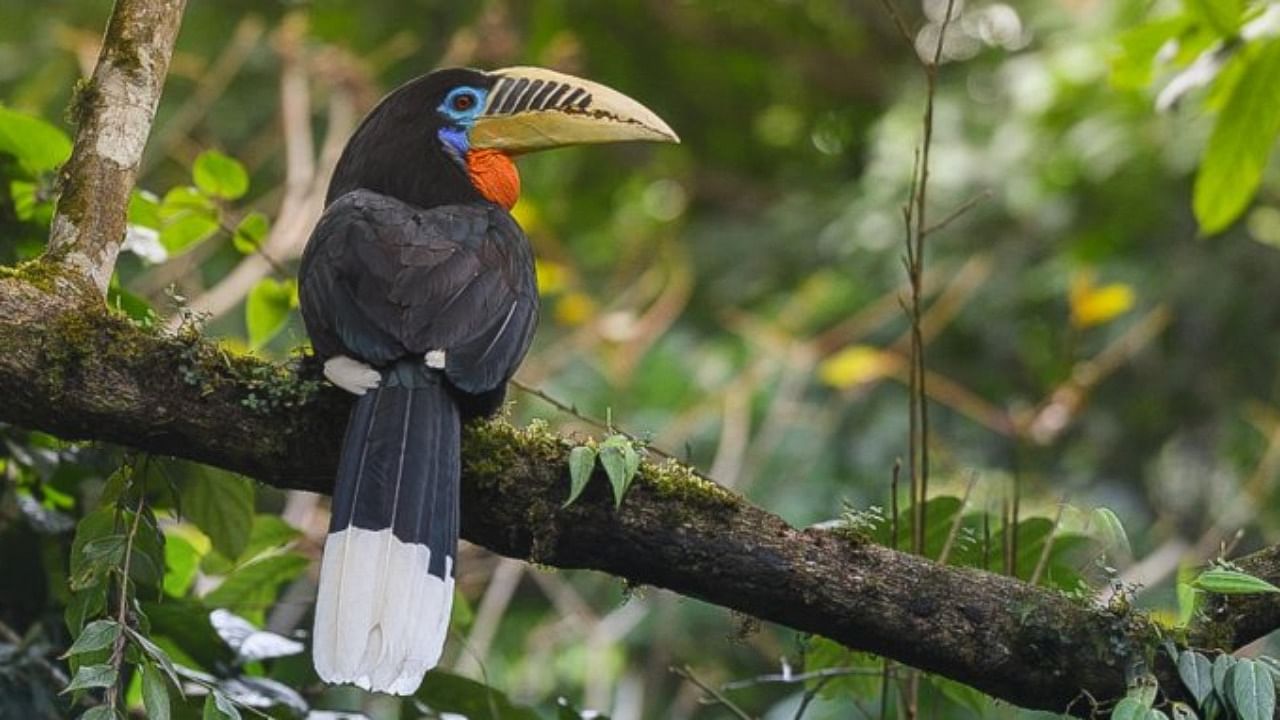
299;69;537;693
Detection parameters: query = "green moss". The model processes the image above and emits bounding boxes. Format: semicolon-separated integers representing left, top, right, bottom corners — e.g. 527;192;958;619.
0;259;75;294
638;458;740;510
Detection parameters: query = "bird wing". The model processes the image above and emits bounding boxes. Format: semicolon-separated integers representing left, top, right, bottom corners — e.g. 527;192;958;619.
299;189;538;395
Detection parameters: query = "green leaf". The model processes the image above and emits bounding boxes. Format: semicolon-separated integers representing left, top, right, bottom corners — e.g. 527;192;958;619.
128;190;162;230
1110;16;1190;90
141;661;171;720
598;435;640;508
203;552;308;621
416;670;543;720
193;150;249;201
62;663;118;693
69;507;119;593
202;691;242;720
201;513;299;574
159;186;215;218
1231;659;1276;720
1192;567;1280;595
162;532;200;597
79;707;120;720
1179;650;1214;706
231;211;269;254
1186;0;1245;36
125;627;183;690
1193;39;1280;235
1213;654;1237;706
1091;507;1132;558
159;213;219;254
564;445;598;507
1144;710;1170;720
245;278;295;349
1112;697;1149;720
64;619;120;657
172;463;254;561
0;106;72;175
1128;675;1158;707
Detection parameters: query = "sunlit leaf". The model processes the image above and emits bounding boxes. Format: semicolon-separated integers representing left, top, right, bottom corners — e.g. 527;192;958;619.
1193;567;1280;594
159;213;219;254
0;106;72;175
231;211;269;254
245;278;295;349
193;150;249;201
818;345;897;388
1070;272;1135;329
162;532;200;597
1193;39;1280;234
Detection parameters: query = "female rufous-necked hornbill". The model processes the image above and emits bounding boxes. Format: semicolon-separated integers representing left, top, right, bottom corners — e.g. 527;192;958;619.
298;66;677;695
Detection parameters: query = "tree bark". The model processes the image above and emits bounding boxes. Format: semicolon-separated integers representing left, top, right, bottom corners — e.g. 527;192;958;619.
45;0;186;294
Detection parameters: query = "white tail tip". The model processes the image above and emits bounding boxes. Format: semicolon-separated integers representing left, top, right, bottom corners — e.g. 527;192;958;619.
312;527;454;695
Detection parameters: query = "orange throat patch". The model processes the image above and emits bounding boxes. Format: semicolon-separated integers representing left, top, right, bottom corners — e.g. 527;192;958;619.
466;149;520;210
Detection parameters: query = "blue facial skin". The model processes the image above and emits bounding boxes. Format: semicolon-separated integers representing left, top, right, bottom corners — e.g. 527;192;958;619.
437;86;489;162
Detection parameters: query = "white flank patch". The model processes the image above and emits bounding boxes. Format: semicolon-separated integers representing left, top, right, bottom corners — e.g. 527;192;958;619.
424;350;446;369
323;356;382;395
313;527;454;696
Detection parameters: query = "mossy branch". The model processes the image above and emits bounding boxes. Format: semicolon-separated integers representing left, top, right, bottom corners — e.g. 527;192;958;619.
4;265;1280;715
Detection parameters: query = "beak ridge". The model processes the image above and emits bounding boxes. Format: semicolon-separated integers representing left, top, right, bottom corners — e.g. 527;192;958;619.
471;66;679;152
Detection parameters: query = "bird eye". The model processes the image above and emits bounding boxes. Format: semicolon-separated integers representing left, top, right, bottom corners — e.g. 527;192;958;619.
452;93;476;111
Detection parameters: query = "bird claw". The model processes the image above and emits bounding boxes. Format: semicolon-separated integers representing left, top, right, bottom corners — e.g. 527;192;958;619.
324;356;382;395
424;350;446;369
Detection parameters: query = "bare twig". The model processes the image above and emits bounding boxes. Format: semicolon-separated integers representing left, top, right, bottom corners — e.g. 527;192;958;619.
672;665;754;720
1029;497;1068;586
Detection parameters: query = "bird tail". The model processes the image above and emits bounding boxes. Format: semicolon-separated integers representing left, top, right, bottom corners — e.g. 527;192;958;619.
312;361;459;695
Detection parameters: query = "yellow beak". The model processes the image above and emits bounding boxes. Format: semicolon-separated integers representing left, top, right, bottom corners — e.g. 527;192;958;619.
471;66;679;152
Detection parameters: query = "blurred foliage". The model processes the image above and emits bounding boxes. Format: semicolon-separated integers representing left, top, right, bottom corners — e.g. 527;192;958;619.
4;0;1280;718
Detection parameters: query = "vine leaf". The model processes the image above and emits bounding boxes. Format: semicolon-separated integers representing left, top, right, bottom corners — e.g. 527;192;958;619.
598;434;640;508
1193;568;1280;595
564;445;598;508
62;619;120;658
1178;650;1214;706
1231;659;1276;720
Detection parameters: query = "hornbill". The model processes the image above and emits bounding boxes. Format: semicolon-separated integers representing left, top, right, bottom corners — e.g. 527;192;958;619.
298;66;677;695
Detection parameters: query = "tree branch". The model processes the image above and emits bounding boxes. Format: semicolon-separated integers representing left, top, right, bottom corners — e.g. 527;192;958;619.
45;0;186;294
0;269;1272;714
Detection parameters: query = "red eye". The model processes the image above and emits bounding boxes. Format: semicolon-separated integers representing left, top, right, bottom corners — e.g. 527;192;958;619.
452;93;476;111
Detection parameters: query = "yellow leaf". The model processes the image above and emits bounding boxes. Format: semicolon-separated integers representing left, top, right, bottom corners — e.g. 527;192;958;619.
535;259;568;295
818;345;895;389
555;292;597;326
1070;271;1135;329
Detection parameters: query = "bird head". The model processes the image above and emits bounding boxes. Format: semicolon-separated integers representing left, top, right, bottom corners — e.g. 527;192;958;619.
327;67;679;211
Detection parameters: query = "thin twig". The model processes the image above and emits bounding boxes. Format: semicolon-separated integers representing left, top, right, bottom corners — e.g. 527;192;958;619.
1030;496;1069;586
105;488;147;711
922;190;993;238
722;665;892;689
672;665;754;720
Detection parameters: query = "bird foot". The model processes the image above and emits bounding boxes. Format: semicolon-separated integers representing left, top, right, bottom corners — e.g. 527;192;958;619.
324;356;381;395
424;350;446;369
